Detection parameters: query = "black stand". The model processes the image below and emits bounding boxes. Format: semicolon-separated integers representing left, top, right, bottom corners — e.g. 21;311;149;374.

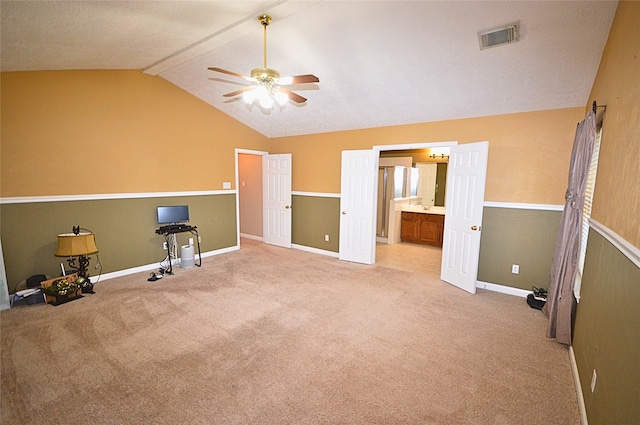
155;224;202;275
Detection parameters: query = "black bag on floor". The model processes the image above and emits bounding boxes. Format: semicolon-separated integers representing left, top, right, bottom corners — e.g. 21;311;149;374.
527;293;546;310
26;274;47;288
527;286;547;310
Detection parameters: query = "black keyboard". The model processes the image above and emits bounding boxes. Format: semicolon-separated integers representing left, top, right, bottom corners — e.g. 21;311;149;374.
155;224;196;234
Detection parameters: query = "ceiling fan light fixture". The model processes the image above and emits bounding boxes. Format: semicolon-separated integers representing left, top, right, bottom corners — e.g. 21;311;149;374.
242;88;257;104
259;94;274;109
208;14;318;110
275;90;289;106
242;83;285;110
251;67;280;81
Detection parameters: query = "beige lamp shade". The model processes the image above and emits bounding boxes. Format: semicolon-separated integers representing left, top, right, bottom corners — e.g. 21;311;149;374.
55;233;99;257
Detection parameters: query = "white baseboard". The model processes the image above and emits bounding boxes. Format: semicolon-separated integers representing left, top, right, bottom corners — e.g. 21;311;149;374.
91;245;239;283
570;346;589;425
475;280;530;298
240;233;263;242
292;244;339;258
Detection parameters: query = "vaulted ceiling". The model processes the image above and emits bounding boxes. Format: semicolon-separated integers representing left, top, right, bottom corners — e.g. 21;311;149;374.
1;1;617;138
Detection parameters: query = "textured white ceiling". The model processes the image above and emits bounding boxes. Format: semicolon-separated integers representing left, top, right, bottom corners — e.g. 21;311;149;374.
1;1;617;138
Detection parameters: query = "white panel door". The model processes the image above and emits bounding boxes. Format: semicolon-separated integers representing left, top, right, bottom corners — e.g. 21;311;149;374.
339;150;378;264
263;154;292;248
440;142;489;294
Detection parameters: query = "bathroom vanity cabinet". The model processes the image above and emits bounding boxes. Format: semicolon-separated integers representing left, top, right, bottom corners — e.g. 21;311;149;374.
400;211;445;247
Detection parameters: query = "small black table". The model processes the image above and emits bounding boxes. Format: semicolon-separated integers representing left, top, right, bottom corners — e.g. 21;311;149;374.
155;224;202;274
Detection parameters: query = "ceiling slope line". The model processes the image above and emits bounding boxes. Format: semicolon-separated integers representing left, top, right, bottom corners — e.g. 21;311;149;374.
142;0;289;76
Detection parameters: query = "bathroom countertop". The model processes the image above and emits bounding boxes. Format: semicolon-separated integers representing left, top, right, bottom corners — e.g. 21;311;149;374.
401;205;446;215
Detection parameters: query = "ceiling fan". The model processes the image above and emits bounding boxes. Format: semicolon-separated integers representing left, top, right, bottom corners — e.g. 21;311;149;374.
208;14;319;109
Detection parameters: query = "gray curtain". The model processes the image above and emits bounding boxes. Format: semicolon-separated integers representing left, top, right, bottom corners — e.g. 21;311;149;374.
543;109;596;345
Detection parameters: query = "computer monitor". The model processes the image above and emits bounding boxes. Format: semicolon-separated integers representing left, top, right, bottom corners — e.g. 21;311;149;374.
156;205;189;225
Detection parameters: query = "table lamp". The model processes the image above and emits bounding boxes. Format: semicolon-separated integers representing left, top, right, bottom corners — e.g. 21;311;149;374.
55;226;99;293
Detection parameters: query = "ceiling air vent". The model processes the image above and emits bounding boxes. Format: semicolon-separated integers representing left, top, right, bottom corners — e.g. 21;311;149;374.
478;22;519;50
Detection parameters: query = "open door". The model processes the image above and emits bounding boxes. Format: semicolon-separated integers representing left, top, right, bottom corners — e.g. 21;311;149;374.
339;150;378;264
263;154;292;248
440;141;489;293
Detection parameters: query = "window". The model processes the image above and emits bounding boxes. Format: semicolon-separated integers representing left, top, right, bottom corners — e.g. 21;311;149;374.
574;125;602;301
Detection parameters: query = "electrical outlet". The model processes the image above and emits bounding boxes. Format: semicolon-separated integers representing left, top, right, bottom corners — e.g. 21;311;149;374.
591;369;597;393
324;234;330;242
198;236;202;243
189;237;194;245
511;264;520;274
163;242;168;250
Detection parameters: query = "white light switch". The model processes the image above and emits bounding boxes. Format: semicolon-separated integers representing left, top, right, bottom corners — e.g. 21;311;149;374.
222;182;231;189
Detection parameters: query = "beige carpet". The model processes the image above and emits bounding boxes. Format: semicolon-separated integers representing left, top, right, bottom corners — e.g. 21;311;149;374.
1;239;579;424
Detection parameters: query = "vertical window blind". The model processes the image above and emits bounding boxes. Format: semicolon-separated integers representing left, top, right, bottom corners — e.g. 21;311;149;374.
574;125;602;300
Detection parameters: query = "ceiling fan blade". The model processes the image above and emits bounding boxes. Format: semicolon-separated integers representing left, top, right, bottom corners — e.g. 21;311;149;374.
278;74;320;85
280;88;307;104
223;87;254;98
208;67;253;81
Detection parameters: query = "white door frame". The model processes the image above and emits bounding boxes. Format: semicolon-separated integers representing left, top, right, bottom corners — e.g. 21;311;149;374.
235;148;268;247
371;141;459;265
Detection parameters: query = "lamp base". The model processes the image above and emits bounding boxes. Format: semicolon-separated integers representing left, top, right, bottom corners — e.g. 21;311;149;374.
67;256;96;294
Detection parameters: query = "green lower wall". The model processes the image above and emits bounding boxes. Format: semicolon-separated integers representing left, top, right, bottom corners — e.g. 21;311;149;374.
572;229;640;424
289;197;562;292
0;193;237;292
478;207;561;291
291;195;340;252
2;193;562;295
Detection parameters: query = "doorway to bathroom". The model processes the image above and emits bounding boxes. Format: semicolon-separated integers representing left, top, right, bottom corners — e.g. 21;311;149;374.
374;144;450;278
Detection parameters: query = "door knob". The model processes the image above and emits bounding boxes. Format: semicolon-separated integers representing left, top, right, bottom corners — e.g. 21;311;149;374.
471;225;478;231
285;205;291;209
342;211;347;215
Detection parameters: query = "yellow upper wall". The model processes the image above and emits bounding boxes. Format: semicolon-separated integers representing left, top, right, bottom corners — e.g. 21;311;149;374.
587;1;640;248
270;108;584;205
1;70;269;197
2;68;610;227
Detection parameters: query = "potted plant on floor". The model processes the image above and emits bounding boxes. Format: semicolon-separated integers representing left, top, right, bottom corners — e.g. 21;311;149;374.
41;274;82;305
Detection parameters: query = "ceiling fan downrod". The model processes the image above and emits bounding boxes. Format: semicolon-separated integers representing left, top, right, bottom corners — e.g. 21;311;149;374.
259;14;271;69
251;14;279;83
